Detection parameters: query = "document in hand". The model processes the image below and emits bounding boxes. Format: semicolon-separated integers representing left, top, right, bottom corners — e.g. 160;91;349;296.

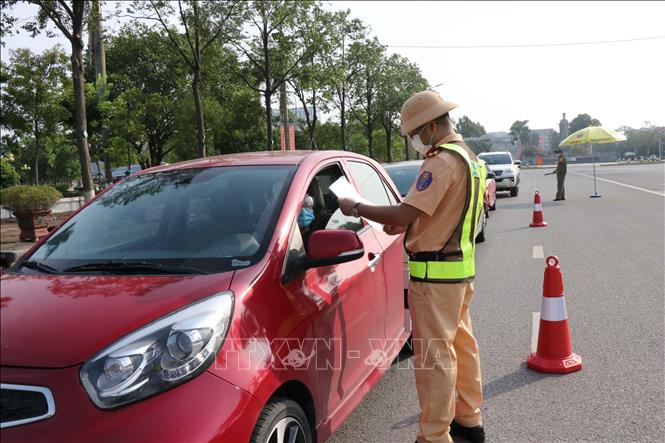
329;177;383;230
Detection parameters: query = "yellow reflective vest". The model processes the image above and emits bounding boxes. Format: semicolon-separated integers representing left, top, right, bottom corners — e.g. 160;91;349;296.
407;143;486;283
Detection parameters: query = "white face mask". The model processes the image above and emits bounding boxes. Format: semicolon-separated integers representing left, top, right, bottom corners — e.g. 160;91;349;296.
409;125;433;155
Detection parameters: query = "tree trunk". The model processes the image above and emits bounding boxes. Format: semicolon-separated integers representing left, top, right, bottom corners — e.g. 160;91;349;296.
340;88;347;150
386;120;392;163
90;0;112;184
192;68;206;158
265;90;273;151
33;119;39;185
366;74;373;159
70;38;95;201
367;124;373;159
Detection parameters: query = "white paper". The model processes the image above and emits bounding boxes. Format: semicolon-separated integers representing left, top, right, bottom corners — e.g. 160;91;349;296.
329;177;383;230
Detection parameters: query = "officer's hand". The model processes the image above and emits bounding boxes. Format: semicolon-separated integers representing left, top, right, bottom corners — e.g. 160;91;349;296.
338;197;359;216
383;224;406;236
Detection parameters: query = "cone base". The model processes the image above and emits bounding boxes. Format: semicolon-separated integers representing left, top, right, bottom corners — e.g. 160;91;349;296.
527;352;582;374
529;221;548;227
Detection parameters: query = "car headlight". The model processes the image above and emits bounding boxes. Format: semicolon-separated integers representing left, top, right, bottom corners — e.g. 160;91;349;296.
80;292;233;409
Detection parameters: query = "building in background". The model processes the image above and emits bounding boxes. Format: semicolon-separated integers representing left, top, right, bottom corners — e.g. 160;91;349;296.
531;128;555;152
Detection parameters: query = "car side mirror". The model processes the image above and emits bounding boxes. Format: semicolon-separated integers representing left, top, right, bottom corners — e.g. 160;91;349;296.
0;252;17;269
302;230;364;269
513;160;522;168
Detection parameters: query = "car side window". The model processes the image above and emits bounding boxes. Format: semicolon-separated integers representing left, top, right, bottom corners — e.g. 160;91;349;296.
348;161;396;206
303;164;364;234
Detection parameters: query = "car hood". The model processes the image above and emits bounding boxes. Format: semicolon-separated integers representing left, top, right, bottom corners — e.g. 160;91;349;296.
0;272;234;368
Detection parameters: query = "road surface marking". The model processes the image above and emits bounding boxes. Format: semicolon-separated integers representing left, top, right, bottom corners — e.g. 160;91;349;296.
532;245;544;259
531;312;540;353
573;173;665;197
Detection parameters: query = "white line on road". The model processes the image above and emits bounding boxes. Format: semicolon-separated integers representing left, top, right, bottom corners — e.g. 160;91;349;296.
531;312;540;353
573;173;665;197
532;245;544;259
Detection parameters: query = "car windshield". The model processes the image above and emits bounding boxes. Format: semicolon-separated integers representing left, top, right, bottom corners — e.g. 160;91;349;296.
384;164;422;196
478;154;512;165
27;165;295;274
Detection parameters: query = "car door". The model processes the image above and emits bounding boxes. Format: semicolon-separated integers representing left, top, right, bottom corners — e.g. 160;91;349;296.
345;160;408;343
283;161;388;423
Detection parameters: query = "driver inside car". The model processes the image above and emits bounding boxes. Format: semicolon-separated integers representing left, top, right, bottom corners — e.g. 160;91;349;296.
297;194;315;235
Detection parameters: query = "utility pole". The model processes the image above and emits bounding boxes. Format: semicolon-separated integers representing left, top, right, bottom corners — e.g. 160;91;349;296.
280;81;290;150
89;0;112;184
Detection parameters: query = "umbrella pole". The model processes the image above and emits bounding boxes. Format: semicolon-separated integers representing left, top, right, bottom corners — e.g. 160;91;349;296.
590;142;602;198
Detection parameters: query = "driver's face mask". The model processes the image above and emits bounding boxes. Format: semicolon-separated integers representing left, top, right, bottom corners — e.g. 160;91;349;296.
297;194;315;229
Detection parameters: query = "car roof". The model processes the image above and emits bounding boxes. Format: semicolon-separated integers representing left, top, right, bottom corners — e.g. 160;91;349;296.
133;150;373;176
478;151;510;155
383;160;423;169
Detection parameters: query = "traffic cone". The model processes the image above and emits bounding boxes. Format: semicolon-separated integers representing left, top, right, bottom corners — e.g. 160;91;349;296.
527;256;582;374
529;190;548;227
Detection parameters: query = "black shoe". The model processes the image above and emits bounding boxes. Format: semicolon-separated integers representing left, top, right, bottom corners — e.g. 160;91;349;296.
450;420;485;443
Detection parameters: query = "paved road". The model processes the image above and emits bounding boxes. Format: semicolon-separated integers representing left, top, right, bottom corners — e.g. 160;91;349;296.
328;163;664;442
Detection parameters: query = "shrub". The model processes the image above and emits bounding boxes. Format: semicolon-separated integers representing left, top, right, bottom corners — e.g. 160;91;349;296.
0;158;20;188
1;185;63;213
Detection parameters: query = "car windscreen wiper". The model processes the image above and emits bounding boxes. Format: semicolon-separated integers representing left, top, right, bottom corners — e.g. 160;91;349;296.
63;261;208;275
20;260;61;274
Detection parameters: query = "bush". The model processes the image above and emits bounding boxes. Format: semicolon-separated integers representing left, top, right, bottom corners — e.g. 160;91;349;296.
1;185;63;213
1;158;20;188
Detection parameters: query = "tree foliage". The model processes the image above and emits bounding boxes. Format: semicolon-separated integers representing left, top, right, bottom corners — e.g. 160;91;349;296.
455;116;486;138
569;113;601;134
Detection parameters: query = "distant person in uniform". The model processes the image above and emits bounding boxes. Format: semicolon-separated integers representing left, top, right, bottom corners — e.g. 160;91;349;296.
553;149;567;201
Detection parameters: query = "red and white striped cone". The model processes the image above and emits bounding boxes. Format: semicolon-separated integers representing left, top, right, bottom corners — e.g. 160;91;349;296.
529;190;548;227
527;256;582;374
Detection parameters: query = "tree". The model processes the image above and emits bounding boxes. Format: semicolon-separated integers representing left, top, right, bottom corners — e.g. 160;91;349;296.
287;5;336;149
0;47;69;185
3;1;96;200
376;54;428;162
509;120;531;155
349;37;385;159
127;0;243;158
456;116;486;138
0;158;21;187
569;114;601;134
231;0;313;150
103;26;188;167
321;10;367;150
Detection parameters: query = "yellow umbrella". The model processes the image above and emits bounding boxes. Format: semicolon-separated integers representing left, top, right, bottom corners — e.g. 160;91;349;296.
559;126;627;198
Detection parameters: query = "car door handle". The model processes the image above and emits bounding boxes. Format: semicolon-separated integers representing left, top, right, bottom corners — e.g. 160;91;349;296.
367;252;382;270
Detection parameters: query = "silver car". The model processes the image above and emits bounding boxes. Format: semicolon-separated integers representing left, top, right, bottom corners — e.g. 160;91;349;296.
478;151;521;197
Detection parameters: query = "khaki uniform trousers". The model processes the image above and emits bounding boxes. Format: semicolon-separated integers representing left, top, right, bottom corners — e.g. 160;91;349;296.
408;279;483;443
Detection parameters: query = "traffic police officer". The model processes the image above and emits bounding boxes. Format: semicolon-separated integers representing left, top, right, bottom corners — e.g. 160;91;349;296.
338;90;486;443
553;149;567;200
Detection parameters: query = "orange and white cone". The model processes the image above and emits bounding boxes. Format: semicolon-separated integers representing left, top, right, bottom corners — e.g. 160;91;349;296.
529;190;548;227
527;256;582;374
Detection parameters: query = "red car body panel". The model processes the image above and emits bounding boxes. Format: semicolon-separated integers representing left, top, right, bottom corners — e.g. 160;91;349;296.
485;176;497;210
0;366;259;443
0;273;234;368
1;151;408;443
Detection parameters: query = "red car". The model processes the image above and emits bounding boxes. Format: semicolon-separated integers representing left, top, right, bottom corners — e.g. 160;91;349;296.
1;151;409;442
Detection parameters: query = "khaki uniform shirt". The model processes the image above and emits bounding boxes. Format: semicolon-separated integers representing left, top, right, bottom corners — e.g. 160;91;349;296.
403;133;477;254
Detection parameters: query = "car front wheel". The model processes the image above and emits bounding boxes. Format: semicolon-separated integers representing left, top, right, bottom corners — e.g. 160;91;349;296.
510;185;519;197
250;397;313;443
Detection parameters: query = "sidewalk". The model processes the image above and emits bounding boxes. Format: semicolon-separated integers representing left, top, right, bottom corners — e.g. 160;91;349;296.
1;213;73;258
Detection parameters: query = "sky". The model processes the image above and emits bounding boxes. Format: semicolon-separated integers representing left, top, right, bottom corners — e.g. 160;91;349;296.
2;1;664;133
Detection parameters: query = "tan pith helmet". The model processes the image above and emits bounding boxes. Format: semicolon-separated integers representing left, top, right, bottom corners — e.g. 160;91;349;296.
400;90;459;136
